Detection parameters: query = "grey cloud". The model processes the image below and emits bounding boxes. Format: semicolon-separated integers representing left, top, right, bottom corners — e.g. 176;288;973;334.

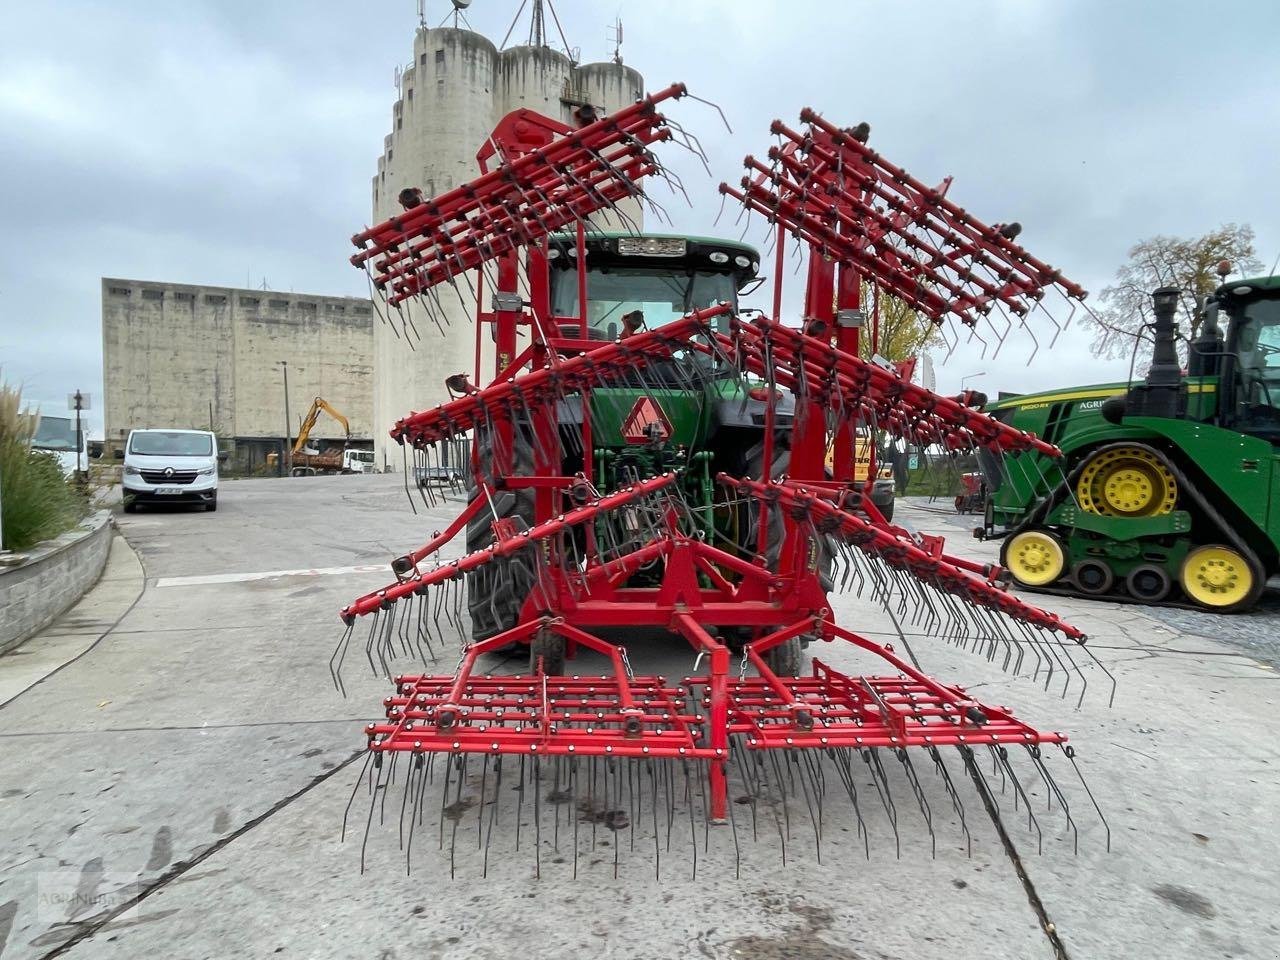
2;0;1278;432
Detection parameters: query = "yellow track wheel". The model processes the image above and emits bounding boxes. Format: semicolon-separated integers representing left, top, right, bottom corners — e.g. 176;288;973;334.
1180;545;1255;610
1076;446;1177;517
1002;530;1066;587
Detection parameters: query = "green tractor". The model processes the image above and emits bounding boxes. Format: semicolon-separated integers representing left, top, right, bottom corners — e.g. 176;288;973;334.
978;277;1280;611
465;232;898;654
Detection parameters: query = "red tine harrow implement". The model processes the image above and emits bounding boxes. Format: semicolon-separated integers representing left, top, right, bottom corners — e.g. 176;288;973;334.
335;91;1110;876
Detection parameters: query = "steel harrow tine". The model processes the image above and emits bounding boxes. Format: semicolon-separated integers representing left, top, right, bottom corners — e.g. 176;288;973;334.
349;703;1107;874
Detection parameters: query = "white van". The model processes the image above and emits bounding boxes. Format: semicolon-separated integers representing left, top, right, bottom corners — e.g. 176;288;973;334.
117;429;223;513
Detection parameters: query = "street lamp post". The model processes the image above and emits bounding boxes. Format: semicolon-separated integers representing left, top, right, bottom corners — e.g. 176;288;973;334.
960;372;986;392
280;361;291;477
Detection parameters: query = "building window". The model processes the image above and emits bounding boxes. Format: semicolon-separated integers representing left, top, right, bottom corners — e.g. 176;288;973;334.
141;289;163;301
298;301;317;312
174;292;194;302
420;52;426;65
330;304;347;313
406;87;413;101
435;49;444;66
108;286;131;297
204;294;227;305
269;299;289;309
239;296;260;307
396;118;402;130
354;306;372;316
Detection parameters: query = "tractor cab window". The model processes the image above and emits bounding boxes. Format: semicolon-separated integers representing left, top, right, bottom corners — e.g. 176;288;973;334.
550;266;737;339
1226;295;1280;436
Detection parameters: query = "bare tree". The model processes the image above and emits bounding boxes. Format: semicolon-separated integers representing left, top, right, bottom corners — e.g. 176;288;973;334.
1087;223;1262;361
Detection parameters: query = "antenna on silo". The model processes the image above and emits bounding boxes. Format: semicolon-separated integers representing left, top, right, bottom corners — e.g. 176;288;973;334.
437;0;473;29
501;0;573;57
417;0;426;27
529;0;546;46
609;17;624;64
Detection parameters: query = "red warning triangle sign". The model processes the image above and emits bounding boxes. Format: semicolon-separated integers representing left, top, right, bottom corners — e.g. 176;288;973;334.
621;396;673;444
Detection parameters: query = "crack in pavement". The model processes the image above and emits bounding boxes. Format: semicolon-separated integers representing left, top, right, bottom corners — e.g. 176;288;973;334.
0;717;371;739
34;750;363;959
965;753;1071;960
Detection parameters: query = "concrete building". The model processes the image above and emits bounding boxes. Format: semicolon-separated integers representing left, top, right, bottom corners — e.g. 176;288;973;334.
368;26;644;470
101;278;375;471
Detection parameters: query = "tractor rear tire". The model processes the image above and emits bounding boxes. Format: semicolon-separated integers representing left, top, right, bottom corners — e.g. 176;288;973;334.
465;422;538;643
530;625;566;675
764;637;803;677
740;439;788;568
738;439;821;677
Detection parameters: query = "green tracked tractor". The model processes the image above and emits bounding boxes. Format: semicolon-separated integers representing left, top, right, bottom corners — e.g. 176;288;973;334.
978;277;1280;611
465;231;897;653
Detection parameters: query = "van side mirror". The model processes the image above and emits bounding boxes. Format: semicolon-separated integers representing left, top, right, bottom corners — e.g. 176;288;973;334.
217;451;229;462
114;448;125;460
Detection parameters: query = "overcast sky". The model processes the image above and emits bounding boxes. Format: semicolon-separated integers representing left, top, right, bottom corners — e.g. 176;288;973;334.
3;0;1278;439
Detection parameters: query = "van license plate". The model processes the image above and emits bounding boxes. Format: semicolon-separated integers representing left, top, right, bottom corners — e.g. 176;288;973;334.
156;488;183;495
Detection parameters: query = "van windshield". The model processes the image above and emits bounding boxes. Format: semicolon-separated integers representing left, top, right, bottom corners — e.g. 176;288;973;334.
129;432;213;457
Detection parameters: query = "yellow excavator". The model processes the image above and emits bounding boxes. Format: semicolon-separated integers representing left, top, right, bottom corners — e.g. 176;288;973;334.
267;397;373;476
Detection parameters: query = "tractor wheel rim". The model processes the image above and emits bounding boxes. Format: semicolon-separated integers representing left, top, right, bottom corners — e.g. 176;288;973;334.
1077;447;1177;518
1183;547;1252;606
1008;533;1063;586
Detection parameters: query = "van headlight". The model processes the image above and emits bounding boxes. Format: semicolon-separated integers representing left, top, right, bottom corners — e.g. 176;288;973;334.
124;465;141;475
198;467;216;477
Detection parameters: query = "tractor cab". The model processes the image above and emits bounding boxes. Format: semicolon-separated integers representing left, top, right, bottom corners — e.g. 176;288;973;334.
547;233;758;351
1201;278;1280;441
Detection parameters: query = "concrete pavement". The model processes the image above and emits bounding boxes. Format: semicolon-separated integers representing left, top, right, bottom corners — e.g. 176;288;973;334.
1;475;1276;959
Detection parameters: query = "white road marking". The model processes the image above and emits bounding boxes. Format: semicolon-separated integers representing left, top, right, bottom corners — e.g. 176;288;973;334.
154;563;389;587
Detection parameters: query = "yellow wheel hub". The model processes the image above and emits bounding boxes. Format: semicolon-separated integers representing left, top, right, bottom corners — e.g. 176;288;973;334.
1076;446;1177;517
1181;545;1254;608
1004;531;1065;587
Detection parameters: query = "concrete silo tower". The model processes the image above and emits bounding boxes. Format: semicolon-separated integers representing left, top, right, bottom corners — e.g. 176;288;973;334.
369;7;644;471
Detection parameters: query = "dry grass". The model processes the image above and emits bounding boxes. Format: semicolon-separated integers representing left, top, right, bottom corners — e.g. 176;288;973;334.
0;382;88;551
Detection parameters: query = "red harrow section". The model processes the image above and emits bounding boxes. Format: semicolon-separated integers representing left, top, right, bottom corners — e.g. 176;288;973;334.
721;110;1092;360
349;82;698;337
336;94;1109;876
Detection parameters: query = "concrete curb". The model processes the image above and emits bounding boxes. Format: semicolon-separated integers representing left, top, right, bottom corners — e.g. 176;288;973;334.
0;509;114;655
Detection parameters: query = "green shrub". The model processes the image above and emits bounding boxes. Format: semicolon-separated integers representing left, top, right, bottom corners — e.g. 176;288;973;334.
1;384;89;551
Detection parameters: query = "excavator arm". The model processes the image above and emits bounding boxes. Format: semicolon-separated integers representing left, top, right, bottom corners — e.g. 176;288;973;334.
292;397;351;455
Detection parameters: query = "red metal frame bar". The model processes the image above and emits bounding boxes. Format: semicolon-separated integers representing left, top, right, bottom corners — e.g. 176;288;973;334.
720;473;1084;639
341;473;677;621
720;110;1089;333
388;305;731;447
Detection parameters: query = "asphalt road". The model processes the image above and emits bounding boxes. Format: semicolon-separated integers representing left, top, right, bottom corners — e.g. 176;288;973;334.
1;476;1277;959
